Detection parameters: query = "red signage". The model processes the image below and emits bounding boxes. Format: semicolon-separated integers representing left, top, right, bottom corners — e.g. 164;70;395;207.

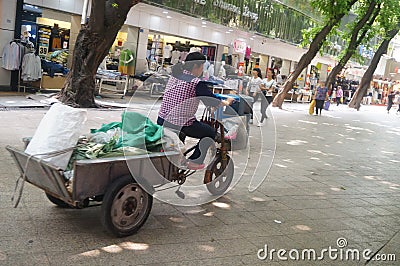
234;39;246;54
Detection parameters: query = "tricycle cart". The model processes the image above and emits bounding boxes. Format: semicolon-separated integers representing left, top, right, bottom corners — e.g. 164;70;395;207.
6;106;241;237
6;135;234;237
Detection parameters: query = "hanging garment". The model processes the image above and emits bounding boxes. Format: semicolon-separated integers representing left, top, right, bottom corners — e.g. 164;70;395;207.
245;47;251;60
163;44;173;59
171;50;181;64
21;53;42;81
1;41;21;70
180;51;188;62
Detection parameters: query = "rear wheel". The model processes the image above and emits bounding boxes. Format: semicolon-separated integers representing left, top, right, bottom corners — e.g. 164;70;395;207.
101;175;152;237
206;155;234;196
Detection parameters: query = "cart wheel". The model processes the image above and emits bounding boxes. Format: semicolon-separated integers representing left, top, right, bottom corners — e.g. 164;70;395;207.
206;155;234;196
45;193;70;208
101;175;152;237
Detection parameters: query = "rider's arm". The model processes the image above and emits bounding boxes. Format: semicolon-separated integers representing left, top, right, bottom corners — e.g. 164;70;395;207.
196;81;220;107
196;81;234;107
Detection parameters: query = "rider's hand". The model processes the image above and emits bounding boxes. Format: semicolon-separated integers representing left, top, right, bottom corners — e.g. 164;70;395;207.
222;97;235;106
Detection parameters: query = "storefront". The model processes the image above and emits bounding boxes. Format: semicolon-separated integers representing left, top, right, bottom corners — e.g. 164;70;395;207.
21;6;71;66
146;32;216;71
1;0;138;91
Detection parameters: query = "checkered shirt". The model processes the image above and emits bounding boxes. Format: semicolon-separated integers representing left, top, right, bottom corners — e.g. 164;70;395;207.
159;70;201;126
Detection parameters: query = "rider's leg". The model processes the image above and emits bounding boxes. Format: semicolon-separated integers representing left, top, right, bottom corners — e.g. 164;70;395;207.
181;121;216;164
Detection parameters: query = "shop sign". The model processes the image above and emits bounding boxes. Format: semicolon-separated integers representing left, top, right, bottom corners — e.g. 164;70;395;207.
192;0;258;21
233;40;246;54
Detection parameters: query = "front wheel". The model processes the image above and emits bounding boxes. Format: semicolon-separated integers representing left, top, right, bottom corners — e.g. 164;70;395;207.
101;175;153;237
206;155;234;196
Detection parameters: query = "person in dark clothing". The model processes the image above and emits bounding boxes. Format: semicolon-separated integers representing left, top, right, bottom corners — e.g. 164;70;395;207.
314;81;328;116
387;91;395;114
397;92;400;114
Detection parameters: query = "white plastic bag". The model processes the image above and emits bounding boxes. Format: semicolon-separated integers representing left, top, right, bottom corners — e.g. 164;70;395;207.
25;103;87;170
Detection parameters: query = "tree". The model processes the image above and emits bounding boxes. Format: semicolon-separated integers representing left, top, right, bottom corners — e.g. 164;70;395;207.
348;23;400;110
272;0;358;108
325;0;381;90
348;0;400;110
59;0;140;108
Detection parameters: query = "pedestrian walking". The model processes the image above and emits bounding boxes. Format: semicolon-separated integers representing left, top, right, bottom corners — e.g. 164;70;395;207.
245;68;263;124
387;91;395;114
314;81;328;116
257;68;277;126
336;86;343;106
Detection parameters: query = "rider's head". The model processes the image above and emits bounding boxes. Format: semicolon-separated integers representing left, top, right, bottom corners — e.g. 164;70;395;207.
172;52;206;78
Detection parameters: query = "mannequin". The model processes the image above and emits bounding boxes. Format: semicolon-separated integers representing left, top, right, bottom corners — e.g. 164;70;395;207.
119;49;135;75
20;25;31;43
208;63;215;77
171;49;181;64
51;24;61;50
203;56;210;72
163;43;173;64
219;62;226;78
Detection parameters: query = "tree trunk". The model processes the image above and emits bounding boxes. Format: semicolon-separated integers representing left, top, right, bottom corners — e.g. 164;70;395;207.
59;0;140;108
348;24;400;110
325;1;380;90
272;0;357;108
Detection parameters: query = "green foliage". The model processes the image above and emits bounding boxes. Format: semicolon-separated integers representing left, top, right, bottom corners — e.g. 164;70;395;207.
310;0;355;22
302;0;355;49
343;0;400;63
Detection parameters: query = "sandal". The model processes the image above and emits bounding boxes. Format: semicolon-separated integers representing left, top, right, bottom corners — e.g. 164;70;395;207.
186;161;205;170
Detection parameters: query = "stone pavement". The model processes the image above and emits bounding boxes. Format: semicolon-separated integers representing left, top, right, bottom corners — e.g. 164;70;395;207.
0;95;399;265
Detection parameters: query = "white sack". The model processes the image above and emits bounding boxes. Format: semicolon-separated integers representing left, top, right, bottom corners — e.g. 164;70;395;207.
25;103;87;170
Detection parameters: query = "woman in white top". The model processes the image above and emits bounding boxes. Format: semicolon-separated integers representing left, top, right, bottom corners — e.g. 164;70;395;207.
258;68;277;126
245;68;263;124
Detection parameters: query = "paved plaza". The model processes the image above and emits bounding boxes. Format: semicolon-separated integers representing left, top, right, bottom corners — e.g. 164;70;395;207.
0;95;399;265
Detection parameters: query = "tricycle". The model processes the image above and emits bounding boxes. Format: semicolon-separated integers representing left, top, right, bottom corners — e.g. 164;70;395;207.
6;107;236;237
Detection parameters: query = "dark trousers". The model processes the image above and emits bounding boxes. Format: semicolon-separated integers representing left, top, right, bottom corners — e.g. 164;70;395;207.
387;102;393;112
336;97;341;106
315;99;324;115
251;92;270;122
157;117;216;164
